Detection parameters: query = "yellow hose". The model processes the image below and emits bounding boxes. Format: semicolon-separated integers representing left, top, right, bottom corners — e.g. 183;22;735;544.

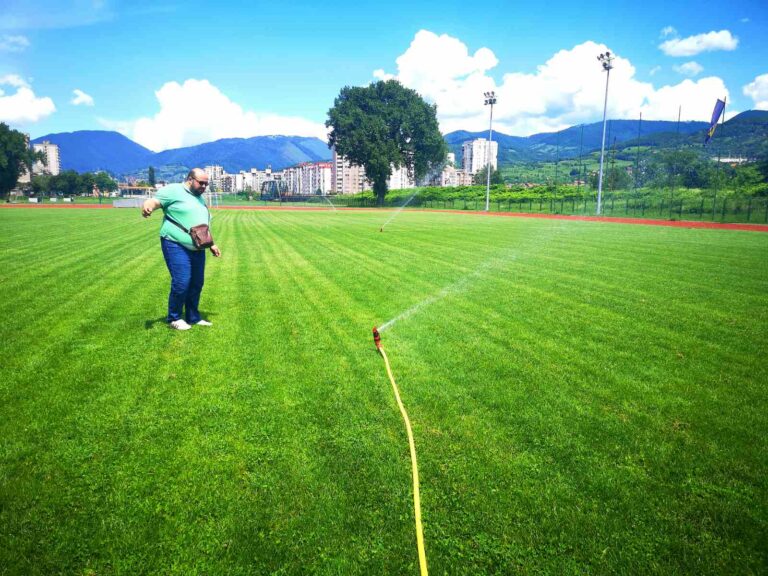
378;344;429;576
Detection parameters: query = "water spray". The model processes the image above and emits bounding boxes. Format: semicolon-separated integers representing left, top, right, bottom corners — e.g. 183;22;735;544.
379;190;420;232
323;196;338;212
371;326;429;576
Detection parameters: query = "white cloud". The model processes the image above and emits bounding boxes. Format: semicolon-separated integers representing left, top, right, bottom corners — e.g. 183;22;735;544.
660;26;677;38
740;17;749;23
673;61;703;77
743;73;768;110
0;75;56;124
71;88;94;106
649;66;661;76
659;30;738;57
105;78;328;151
0;35;30;52
374;32;730;136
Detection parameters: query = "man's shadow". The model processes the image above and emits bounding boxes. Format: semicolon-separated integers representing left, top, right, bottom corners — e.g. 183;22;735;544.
145;316;167;330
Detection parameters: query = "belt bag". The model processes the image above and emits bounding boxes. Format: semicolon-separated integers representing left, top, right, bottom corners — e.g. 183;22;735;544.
165;215;214;249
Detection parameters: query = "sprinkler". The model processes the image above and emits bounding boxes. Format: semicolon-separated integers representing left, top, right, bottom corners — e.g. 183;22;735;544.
372;326;382;349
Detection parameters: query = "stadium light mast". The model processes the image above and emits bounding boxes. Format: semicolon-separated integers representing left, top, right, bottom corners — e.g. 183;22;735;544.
484;91;497;211
596;51;614;215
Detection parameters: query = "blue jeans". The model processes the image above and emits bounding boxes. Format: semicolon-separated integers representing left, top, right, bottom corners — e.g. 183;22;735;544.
161;237;206;323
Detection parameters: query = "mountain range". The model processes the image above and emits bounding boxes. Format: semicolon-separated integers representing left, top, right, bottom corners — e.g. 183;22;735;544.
31;111;768;178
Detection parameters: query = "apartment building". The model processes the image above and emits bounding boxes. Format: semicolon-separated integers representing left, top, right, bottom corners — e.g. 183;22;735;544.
462;138;498;174
387;165;415;190
204;165;224;190
331;149;370;194
282;162;333;195
32;141;61;175
309;162;333;195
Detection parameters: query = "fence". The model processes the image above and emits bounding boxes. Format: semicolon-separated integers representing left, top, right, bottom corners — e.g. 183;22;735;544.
218;192;768;224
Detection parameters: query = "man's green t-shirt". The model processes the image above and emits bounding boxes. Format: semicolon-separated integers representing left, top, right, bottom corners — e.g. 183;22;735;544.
156;183;210;250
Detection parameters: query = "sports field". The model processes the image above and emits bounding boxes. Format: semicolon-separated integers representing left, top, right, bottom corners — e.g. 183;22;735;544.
1;207;766;575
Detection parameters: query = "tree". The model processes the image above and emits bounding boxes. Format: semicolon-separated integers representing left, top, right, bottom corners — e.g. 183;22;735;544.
326;80;447;205
30;174;51;196
0;123;42;197
93;171;117;194
48;170;80;196
472;164;504;186
148;166;156;187
755;140;768;184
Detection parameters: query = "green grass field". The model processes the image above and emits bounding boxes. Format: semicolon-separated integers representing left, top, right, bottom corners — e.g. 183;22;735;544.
1;207;766;575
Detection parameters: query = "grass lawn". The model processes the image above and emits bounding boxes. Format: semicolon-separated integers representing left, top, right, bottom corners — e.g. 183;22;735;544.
1;207;766;575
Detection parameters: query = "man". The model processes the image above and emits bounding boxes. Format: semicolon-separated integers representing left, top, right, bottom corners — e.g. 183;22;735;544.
142;168;221;330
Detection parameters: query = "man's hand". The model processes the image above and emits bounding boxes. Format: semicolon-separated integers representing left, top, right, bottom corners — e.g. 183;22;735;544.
142;198;161;218
210;244;221;257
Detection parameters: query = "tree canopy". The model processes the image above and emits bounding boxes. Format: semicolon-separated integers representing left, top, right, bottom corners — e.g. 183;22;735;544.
0;123;41;197
472;164;504;186
326;80;447;204
30;170;118;196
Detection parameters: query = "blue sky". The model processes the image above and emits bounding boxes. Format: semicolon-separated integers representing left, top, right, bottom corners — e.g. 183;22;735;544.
1;0;766;151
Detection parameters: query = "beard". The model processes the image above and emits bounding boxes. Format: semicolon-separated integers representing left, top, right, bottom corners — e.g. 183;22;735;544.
192;188;205;197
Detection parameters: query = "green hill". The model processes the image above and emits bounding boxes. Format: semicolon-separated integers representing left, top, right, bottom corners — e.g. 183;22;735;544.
446;111;768;168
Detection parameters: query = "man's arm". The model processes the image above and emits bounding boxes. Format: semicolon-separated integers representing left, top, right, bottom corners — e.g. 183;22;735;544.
141;198;162;218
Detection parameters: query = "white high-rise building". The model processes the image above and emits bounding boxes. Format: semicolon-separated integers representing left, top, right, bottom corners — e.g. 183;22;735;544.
283;162;334;195
310;162;333;195
32;141;61;175
332;149;370;194
387;165;415;190
462;138;498;175
204;165;224;191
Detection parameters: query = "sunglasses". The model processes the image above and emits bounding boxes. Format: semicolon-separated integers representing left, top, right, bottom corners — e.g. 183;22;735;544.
194;178;209;187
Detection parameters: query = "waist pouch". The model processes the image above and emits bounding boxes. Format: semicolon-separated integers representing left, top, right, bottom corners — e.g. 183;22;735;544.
165;215;214;249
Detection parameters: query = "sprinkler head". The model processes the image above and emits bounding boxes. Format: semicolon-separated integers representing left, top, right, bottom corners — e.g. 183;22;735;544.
372;327;382;349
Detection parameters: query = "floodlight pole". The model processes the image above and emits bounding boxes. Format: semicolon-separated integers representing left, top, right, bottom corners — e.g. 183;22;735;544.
484;91;497;211
596;52;614;215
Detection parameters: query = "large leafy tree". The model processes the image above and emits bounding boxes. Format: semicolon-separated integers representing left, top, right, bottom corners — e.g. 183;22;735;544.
0;123;41;197
326;80;447;204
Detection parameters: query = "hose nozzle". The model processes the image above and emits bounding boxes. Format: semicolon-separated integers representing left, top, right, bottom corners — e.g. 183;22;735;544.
372;326;382;349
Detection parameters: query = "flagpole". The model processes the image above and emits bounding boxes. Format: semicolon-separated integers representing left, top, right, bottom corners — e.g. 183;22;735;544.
634;112;642;191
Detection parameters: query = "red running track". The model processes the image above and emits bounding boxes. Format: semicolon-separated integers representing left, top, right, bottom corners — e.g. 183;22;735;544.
3;203;767;232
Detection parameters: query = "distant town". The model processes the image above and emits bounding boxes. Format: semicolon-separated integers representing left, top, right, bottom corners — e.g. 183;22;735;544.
19;137;499;197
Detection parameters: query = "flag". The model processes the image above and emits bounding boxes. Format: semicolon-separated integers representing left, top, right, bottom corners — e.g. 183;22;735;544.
704;98;726;145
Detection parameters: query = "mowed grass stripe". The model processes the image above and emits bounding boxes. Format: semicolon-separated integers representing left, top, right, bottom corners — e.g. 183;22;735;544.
1;210;149;282
208;212;417;572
